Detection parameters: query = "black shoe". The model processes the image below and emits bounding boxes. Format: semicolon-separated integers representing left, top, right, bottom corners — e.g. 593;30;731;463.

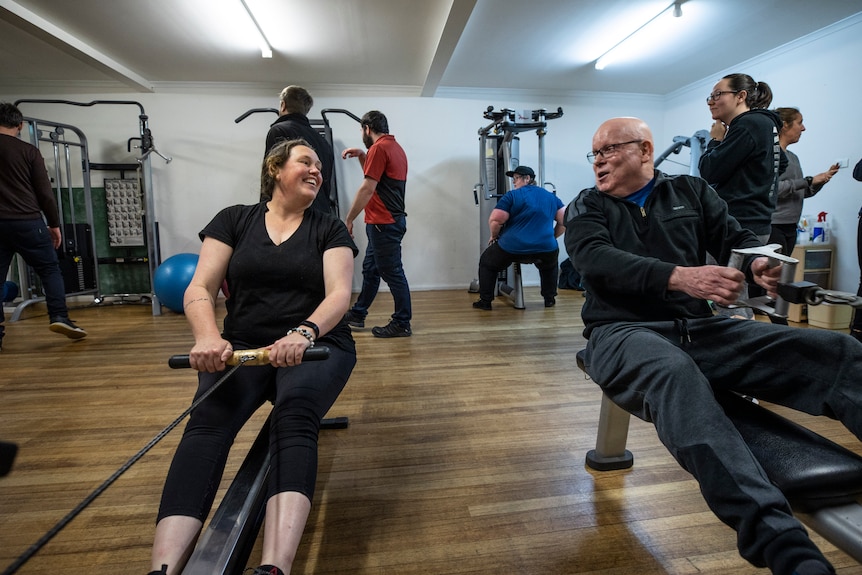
49;317;87;339
343;309;365;328
544;298;556;307
244;565;285;575
372;321;412;338
472;299;492;310
791;559;834;575
147;565;168;575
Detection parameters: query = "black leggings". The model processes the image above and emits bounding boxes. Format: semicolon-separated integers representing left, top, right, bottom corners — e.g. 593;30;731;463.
156;342;355;523
767;223;797;257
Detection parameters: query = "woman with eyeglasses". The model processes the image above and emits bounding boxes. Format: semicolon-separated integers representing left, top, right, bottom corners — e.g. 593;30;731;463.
698;73;786;243
698;74;787;315
768;107;840;255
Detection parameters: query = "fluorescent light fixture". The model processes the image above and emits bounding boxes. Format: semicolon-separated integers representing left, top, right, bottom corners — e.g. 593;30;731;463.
239;0;273;58
595;1;683;70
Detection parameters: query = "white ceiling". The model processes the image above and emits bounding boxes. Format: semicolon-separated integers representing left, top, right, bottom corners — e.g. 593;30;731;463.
1;0;860;97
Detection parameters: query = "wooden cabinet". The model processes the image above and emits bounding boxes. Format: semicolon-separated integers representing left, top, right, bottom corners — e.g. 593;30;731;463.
787;243;834;323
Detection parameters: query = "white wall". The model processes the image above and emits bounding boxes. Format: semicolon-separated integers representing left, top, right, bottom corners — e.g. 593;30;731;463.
4;12;861;294
2;87;664;292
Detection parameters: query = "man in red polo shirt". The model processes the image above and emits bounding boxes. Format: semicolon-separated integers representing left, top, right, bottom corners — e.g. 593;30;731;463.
341;111;412;338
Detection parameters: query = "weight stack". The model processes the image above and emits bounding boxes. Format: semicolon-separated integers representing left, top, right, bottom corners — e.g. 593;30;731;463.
57;223;97;293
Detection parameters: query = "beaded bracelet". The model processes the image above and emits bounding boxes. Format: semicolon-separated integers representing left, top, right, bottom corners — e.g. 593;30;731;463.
299;320;320;339
286;327;315;347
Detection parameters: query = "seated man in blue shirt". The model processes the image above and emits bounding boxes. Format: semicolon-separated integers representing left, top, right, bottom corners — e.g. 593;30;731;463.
473;165;565;310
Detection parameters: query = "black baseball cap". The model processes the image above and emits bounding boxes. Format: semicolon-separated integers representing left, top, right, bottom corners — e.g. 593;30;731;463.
505;165;535;178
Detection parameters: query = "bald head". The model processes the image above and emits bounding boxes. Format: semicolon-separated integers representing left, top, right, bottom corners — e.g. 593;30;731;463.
594;117;653;148
590;117;655;198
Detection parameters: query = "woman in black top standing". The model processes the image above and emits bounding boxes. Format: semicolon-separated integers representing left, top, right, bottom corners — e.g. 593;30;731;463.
699;73;785;241
699;73;786;312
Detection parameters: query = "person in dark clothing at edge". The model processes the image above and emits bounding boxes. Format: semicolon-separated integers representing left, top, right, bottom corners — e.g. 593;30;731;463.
263;86;334;215
566;116;862;575
850;158;862;342
0;102;87;350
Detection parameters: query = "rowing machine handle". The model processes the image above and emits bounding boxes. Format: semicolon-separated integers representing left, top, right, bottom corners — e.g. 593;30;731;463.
168;346;330;369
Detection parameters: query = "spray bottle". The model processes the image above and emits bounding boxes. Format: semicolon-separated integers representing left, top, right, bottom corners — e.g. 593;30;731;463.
812;211;829;243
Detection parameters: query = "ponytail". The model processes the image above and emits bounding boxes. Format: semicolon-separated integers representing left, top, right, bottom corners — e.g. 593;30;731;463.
723;73;773;110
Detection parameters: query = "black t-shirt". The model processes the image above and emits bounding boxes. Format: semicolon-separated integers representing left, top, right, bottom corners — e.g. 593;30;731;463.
200;202;358;348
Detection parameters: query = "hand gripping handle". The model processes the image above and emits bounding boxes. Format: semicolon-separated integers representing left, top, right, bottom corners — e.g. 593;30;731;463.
728;244;798;317
168;346;330;369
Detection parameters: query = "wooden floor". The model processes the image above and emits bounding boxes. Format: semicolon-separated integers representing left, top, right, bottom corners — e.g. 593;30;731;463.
1;288;861;574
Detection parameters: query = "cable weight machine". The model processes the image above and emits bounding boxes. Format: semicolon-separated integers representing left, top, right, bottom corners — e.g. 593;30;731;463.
10;99;171;318
470;106;563;308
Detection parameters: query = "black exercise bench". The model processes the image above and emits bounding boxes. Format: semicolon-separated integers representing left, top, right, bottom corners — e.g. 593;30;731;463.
576;349;862;563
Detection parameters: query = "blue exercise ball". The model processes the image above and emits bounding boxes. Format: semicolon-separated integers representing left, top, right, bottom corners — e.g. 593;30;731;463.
154;253;199;313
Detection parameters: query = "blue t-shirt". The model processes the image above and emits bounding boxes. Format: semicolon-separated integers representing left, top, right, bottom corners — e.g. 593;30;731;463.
495;184;564;254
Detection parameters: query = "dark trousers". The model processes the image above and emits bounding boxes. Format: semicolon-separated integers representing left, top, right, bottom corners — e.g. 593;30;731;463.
583;318;862;573
852;209;862;335
477;242;559;303
351;216;411;327
0;218;70;340
768;223;798;257
156;341;356;522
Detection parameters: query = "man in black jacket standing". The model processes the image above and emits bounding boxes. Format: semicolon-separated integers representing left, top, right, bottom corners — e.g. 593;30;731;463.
263;86;334;215
565;116;861;575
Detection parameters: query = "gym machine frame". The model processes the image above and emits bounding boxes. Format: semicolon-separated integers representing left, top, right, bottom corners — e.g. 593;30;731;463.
234;106;364;218
654;129;709;175
471;106;563;308
12;99;170;318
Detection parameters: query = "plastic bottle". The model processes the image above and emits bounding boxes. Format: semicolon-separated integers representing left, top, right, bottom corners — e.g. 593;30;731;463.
798;214;811;245
812;211;829;243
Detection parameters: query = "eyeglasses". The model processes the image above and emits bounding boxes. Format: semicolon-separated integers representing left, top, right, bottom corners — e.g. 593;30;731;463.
586;140;642;164
706;90;740;103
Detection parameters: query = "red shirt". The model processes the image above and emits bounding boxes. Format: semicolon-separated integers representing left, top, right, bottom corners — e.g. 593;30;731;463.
363;134;407;224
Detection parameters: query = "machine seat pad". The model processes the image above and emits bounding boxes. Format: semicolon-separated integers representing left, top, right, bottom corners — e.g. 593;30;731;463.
717;391;862;512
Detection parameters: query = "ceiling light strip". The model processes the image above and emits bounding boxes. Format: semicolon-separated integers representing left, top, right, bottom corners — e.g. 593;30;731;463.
239;0;273;58
595;0;682;70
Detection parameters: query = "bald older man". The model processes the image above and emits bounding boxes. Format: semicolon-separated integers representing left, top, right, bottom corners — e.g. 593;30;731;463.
564;117;862;575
